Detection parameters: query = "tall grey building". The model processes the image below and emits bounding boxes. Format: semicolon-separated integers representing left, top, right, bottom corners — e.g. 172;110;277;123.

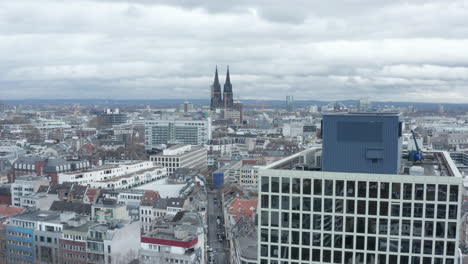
145;118;211;149
258;112;462;264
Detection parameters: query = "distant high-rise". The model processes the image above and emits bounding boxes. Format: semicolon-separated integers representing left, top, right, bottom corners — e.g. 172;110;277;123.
286;95;294;112
210;66;234;110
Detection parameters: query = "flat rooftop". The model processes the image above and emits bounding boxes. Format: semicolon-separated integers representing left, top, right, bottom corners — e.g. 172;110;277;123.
265;147;461;177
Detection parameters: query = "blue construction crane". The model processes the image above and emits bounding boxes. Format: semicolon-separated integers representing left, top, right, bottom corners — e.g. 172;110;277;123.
408;130;423;161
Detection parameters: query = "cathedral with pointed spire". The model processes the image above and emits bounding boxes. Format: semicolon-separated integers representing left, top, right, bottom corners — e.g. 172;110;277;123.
210;66;234;110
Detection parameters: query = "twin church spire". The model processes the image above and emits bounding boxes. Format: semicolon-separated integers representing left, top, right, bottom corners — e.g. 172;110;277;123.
210;66;233;110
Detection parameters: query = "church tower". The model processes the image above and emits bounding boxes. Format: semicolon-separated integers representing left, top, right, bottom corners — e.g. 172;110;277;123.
223;66;234;109
210;66;222;110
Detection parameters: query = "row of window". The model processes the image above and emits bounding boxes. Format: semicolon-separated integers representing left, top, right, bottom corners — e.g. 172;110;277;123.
261;177;459;202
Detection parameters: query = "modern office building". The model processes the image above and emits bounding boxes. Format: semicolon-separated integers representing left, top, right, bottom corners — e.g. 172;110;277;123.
98;109;128;126
258;113;462;264
149;144;207;175
145;119;211;149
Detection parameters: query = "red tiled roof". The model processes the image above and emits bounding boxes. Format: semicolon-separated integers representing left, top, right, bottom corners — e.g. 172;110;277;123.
227;198;258;222
141;190;161;206
0;206;25;228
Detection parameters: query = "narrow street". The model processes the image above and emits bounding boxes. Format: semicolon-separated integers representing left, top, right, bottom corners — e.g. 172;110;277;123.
207;191;228;264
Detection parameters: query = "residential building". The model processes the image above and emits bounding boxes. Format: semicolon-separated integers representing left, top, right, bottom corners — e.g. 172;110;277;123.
145;118;211;149
239;165;260;190
150;144;207;175
11;175;49;207
0;206;25;264
257;112;462;264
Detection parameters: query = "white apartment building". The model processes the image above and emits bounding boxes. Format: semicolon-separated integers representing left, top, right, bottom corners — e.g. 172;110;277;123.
239;165;261;190
258;149;462;264
145;118;211;149
150;144;207;175
57;161;167;187
11;175;50;207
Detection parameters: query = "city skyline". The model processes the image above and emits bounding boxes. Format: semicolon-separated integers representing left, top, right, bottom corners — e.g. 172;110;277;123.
1;0;468;102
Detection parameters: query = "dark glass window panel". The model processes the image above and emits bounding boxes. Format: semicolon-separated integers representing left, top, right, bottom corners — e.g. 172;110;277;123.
380;182;389;198
292;178;301;194
379;219;387;235
313;214;321;230
368;201;377;215
446;241;455;256
312;249;320;261
412;257;421;264
292;197;300;211
447;222;457;238
356;236;365;250
380;201;388;216
261;176;269;192
291;213;300;228
291;247;299;260
323;250;331;263
425;204;434;218
271;177;280;193
378;255;387;264
403;183;412;200
426;184;435;201
435;241;444;255
324;215;332;231
325;180;333;196
390;219;399;236
367;236;376;251
334;216;343;232
357;200;366;215
424;221;434;237
346;200;355;214
356;253;365;263
271;212;279;227
333;251;342;264
357;217;365;233
423;240;432;255
302;232;310;246
280;246;288;259
313;198;321;212
423;257;432;264
334;234;342;248
412;239;421;253
413;220;422;236
450;185;458;201
324;233;332;248
313;233;321;247
437;204;446;219
271;195;279;209
314;179;322;195
336;180;344;196
345;252;353;264
400;239;410;253
415;184;424;200
302;248;310;261
378;238;387;251
391;203;400;217
401;220;411;236
438;185;447;201
436;222;445;238
324;199;333;213
302;214;311;229
414;203;423;218
358;181;367;198
345;217;354;232
281;196;289;210
345;235;354;249
449;205;457;219
261;195;269;208
270;245;278;257
261;211;268;226
271;230;278;243
260;244;268;257
281;212;289;228
291;231;300;244
368;218;377;234
369;182;378;198
261;229;268;242
389;240;398;252
335;199;343;213
303;179;311;195
347;181;355;197
391;183;400;199
282;177;290;193
281;230;289;243
367;254;376;264
402;203;411;217
302;197;311;211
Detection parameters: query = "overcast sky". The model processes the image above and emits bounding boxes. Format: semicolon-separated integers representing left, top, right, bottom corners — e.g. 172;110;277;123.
1;0;468;102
